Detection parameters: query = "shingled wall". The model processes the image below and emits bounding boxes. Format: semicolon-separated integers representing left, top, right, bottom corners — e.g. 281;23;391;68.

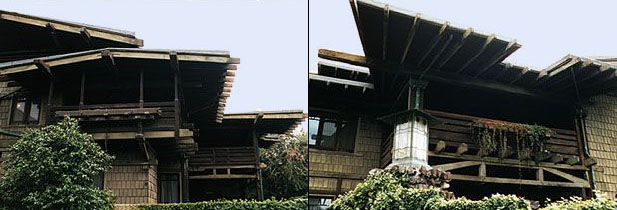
585;93;617;198
308;117;384;196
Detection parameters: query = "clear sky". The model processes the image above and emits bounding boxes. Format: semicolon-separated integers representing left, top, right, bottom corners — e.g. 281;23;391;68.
1;0;308;131
310;0;617;72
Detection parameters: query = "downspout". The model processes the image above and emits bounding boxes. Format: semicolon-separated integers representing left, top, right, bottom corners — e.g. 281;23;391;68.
577;106;596;192
569;67;596;194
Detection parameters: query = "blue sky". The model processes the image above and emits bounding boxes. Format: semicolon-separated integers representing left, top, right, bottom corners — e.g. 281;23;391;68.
310;0;617;72
1;0;308;131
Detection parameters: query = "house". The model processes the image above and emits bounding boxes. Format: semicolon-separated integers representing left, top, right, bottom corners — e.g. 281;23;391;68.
309;0;617;208
0;10;306;204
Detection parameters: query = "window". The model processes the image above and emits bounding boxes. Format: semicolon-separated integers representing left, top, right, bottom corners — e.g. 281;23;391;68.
10;95;40;124
308;113;357;152
309;196;333;210
159;173;180;203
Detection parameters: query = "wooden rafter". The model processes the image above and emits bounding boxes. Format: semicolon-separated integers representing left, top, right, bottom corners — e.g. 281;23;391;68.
45;23;62;49
455;34;495;74
318;49;548;98
33;59;53;79
100;50;118;74
382;4;389;60
400;13;421;64
436;28;473;70
473;40;518;78
416;22;449;66
79;27;92;48
419;34;453;79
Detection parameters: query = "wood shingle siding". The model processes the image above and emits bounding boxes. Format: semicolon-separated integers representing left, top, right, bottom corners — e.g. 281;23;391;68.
585;93;617;198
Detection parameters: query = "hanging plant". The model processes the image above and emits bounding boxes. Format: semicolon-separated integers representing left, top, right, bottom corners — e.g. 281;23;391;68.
471;119;553;158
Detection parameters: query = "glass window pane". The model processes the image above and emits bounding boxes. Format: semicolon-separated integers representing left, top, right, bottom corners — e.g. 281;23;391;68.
308;117;320;145
28;100;40;122
319;120;337;149
11;99;26;123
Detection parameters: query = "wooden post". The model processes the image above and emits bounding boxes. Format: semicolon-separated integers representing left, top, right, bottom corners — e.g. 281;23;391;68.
174;73;180;138
252;129;264;201
79;71;85;107
46;80;54;125
479;163;486;177
181;157;189;202
139;69;144;108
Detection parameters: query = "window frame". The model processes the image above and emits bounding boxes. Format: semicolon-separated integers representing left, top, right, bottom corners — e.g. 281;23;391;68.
308;112;358;152
9;94;41;125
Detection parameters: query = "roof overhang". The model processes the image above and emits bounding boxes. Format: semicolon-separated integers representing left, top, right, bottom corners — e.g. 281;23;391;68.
221;110;307;134
0;48;239;123
0;10;143;62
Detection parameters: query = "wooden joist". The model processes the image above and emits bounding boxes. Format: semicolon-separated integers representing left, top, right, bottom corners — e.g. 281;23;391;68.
34;59;53;79
455;143;468;155
434;140;446;153
100;50;118;74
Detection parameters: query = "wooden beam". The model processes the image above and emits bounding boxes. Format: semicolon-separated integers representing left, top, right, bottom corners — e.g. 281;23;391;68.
45;23;62;49
436;28;473;70
473;40;518;77
309;73;374;90
455;143;468;155
33;59;53;79
543;167;588;184
451;174;589;188
434;140;446;153
432;161;481;171
79;27;92;48
400;13;421;64
455;34;495;74
382;5;389;60
189;174;257;179
100;50;118;75
429;151;587;171
416;22;448;66
418;34;453;79
169;51;180;73
318;49;546;98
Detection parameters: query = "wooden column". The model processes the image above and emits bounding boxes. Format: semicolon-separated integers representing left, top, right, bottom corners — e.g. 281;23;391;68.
79;71;85;107
174;73;180;138
181;157;189;202
252;129;264;201
45;79;54;125
252;113;264;201
139;69;144;108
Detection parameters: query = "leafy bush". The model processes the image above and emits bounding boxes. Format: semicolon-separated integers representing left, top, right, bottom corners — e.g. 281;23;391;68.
0;117;115;210
329;169;531;210
541;193;617;210
136;197;307;210
260;131;308;198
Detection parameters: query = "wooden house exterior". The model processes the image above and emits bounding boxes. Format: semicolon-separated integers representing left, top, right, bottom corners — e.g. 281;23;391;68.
309;0;617;207
0;10;306;205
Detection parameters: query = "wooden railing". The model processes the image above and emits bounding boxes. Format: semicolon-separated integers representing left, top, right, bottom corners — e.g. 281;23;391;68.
48;101;179;133
380;109;581;166
189;146;256;168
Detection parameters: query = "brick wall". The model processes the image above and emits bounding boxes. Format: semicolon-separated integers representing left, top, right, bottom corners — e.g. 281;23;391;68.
585;93;617;198
309;117;384;195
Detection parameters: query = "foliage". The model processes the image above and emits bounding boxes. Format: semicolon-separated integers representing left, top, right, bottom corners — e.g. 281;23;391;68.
329;168;531;210
329;168;617;209
540;193;617;210
472;119;553;157
136;197;307;210
259;131;308;199
0;117;115;210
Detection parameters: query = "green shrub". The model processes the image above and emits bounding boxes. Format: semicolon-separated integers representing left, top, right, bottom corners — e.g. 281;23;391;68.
541;193;617;210
260;131;308;198
329;169;530;210
137;197;307;210
0;117;115;210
